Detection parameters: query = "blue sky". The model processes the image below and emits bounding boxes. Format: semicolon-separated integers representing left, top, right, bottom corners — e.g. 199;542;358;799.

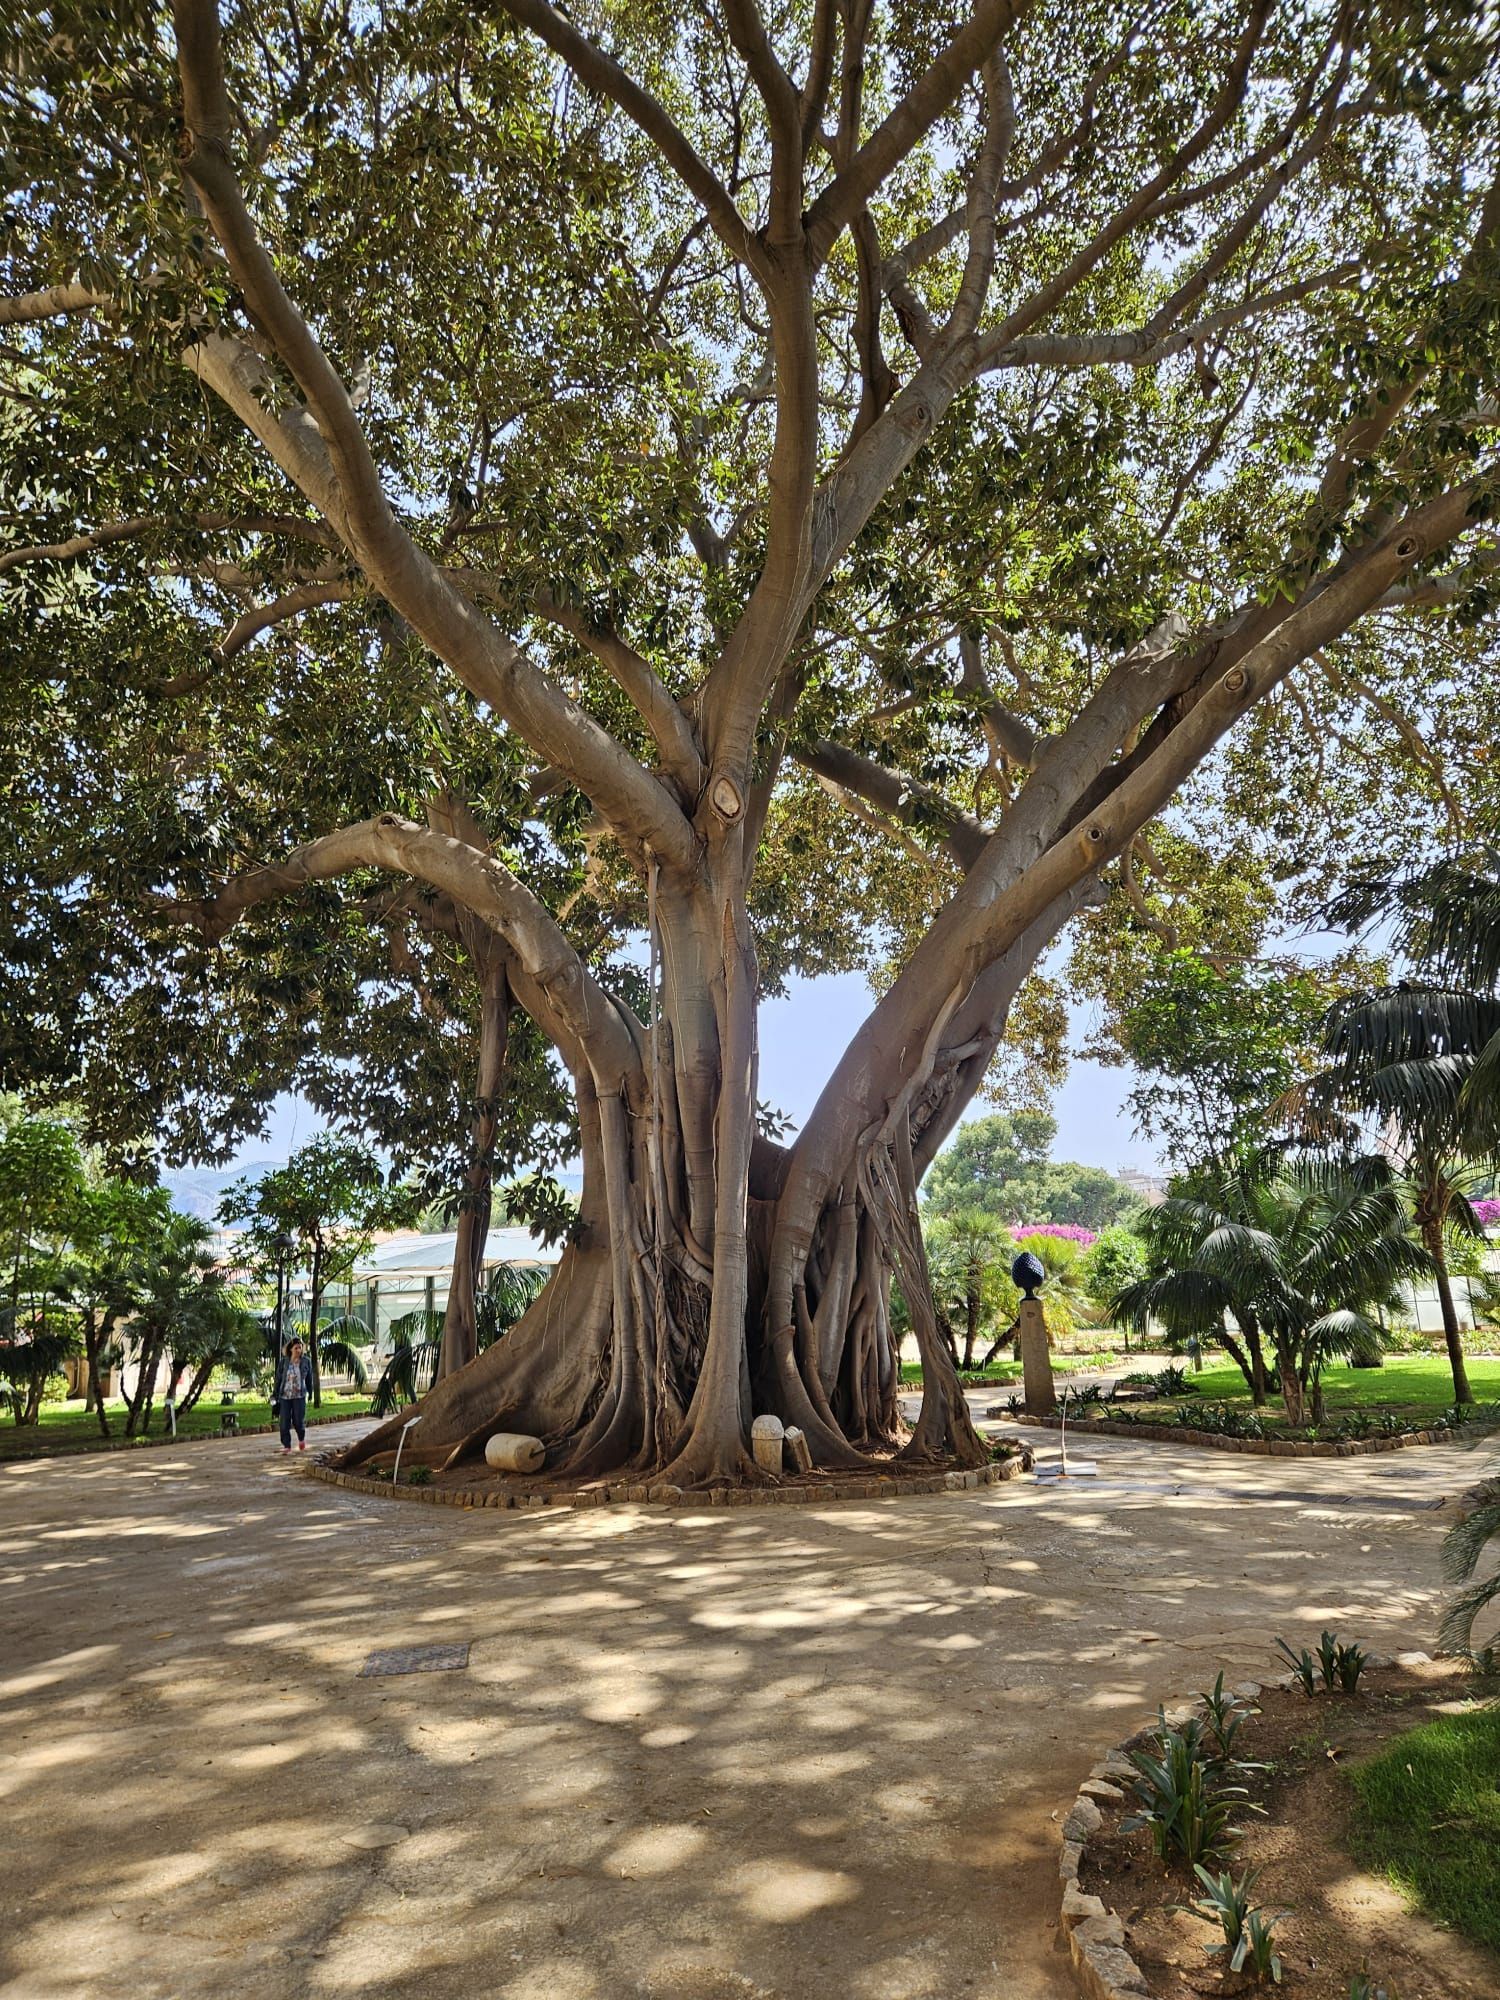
222;967;1157;1173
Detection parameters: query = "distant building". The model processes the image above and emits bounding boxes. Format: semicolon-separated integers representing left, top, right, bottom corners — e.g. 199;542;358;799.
290;1224;561;1349
1117;1167;1167;1206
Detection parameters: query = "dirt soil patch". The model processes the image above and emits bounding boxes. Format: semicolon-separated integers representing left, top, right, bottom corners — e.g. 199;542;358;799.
1080;1663;1500;2000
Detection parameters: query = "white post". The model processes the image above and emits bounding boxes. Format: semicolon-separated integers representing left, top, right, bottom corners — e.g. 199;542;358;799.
393;1414;422;1484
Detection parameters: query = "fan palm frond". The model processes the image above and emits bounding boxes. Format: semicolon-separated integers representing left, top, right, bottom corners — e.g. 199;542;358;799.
1436;1573;1500;1657
477;1261;548;1348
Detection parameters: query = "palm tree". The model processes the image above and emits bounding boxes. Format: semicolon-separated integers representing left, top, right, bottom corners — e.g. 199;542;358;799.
1113;1152;1434;1425
282;1313;370;1395
1439;1473;1500;1662
370;1262;548;1417
1312;857;1500;1406
926;1209;1009;1370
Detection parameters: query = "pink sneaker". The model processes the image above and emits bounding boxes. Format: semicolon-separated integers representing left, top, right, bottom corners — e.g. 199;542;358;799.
298;1440;307;1452
281;1445;291;1455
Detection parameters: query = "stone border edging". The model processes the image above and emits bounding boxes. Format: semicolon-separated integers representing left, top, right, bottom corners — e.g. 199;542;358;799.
306;1448;1033;1509
1057;1651;1431;2000
1011;1411;1460;1456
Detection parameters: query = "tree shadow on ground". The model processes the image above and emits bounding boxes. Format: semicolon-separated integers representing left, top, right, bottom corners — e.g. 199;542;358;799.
0;1422;1479;2000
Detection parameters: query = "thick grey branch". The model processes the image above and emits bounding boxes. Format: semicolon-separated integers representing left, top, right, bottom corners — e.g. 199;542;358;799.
793;738;989;870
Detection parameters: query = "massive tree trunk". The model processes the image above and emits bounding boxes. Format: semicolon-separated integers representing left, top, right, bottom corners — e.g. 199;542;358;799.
335;857;1002;1484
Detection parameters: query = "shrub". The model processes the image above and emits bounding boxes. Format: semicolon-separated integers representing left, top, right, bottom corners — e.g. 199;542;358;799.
1123;1718;1256;1867
1275;1631;1367;1693
1273;1638;1318;1697
1179;1866;1284;1984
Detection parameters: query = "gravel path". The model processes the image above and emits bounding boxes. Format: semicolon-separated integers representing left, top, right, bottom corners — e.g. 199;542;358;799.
1;1417;1488;2000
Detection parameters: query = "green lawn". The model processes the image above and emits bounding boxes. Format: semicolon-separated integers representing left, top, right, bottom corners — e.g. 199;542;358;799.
0;1391;374;1462
1156;1354;1500;1417
1349;1705;1500;1954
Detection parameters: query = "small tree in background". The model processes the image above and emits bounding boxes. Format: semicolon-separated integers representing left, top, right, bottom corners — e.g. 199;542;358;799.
0;1110;87;1423
63;1179;180;1437
1105;949;1376;1172
926;1209;1010;1370
220;1134;410;1407
1082;1226;1151;1334
121;1212;236;1437
925;1112;1138;1232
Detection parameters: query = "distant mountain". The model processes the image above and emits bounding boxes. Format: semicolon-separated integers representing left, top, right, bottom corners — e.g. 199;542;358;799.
161;1161;283;1222
162;1158;584;1221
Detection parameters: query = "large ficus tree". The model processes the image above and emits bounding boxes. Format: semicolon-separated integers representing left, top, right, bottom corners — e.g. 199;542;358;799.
5;0;1500;1484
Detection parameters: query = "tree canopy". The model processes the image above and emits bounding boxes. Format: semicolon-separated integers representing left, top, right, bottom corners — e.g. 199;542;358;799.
3;0;1499;1483
924;1110;1139;1227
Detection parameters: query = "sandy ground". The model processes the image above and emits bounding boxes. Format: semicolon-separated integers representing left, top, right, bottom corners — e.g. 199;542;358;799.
1;1411;1491;2000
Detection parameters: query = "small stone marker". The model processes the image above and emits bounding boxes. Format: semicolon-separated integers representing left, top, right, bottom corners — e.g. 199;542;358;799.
784;1425;813;1474
360;1642;470;1677
1018;1296;1057;1415
751;1413;786;1473
484;1432;545;1473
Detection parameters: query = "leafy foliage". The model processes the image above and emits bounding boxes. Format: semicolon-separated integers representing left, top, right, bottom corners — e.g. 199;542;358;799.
1112;1150;1431;1422
926;1114;1138;1232
1178;1866;1283;1985
369;1262;548;1417
1437;1475;1500;1660
1095;947;1377;1171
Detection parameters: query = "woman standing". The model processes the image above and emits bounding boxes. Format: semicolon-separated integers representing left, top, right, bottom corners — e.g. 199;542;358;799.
278;1338;313;1453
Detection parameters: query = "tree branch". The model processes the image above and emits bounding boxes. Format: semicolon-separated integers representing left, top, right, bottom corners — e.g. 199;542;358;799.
493;0;767;278
0;285;110;326
799;0;838;147
533;590;705;792
172;0;700;875
172;813;642;1084
792;738;989;870
805;0;1025;266
974;3;1273;357
958;630;1039;767
0;511;334;577
974;256;1371;376
722;0;802;242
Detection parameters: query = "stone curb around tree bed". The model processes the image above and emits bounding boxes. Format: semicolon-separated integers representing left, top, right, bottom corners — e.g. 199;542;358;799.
1055;1653;1431;2000
305;1449;1033;1509
1009;1412;1463;1456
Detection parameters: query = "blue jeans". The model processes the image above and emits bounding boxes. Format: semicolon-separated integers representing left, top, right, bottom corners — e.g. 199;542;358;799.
280;1397;306;1447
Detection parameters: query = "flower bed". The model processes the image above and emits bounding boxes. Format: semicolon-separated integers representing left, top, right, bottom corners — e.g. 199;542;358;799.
1059;1653;1500;2000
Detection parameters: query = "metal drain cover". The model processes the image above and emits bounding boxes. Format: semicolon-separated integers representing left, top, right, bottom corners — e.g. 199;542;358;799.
360;1642;470;1677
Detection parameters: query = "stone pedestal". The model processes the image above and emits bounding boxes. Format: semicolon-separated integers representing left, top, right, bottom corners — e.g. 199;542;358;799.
1018;1298;1057;1415
751;1413;786;1474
